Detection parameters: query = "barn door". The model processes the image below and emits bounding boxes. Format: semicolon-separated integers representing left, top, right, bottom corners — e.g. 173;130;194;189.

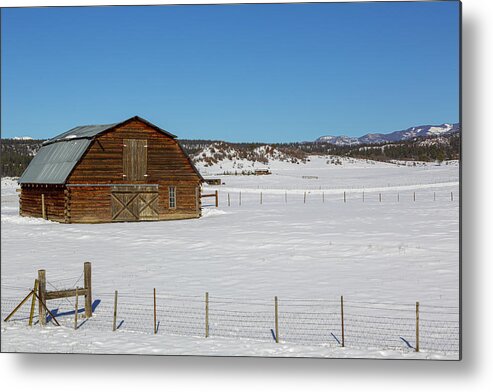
111;186;159;222
123;139;147;181
111;192;140;221
137;192;159;220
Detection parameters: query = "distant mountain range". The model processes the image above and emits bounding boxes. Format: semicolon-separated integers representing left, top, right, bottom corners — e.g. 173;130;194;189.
316;123;460;146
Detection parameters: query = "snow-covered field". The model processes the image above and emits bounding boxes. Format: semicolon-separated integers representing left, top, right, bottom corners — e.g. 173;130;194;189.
0;157;460;359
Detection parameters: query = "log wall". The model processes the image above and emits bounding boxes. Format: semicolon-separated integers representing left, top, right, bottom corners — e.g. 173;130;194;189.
20;185;65;222
66;186;112;223
65;184;202;223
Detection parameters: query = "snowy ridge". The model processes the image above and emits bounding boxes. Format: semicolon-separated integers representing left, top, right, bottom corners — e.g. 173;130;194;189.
192;142;307;173
314;135;359;146
317;123;460;145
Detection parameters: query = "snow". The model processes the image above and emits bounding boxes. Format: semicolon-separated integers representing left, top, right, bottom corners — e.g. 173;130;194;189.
0;323;449;359
316;135;359;145
193;142;305;171
427;125;453;135
0;158;459;359
12;136;33;140
197;155;459;187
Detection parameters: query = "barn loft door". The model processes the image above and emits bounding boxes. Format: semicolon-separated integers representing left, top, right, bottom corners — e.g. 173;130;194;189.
123;139;147;181
111;186;158;222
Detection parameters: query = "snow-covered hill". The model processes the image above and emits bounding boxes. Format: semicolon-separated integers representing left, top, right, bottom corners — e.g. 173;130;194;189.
314;135;360;146
192;142;307;174
317;123;460;145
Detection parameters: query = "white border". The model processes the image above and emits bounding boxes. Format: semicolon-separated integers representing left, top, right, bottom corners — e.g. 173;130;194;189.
3;0;493;391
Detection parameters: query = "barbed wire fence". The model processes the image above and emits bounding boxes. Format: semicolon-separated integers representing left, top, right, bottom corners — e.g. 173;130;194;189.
1;283;459;355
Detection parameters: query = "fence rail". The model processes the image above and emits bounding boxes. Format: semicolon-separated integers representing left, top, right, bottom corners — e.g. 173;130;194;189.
1;288;459;355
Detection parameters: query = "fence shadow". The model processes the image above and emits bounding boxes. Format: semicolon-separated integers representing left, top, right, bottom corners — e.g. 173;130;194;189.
46;299;101;322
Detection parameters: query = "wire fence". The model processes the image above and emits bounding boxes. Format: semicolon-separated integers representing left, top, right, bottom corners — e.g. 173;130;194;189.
202;188;460;208
1;287;459;355
215;178;460;191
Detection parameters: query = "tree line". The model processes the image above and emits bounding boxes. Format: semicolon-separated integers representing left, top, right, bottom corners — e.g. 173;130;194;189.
1;133;460;178
273;134;460;162
1;139;44;177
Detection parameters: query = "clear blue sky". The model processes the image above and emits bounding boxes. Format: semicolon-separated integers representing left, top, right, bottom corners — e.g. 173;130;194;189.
1;2;460;142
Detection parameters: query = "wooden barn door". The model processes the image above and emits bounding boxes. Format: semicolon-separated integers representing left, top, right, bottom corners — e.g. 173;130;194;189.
137;192;159;220
123;139;147;181
111;186;159;222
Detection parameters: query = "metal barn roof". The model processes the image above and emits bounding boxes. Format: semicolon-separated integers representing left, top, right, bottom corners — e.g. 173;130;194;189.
18;139;92;184
43;123;118;145
18;116;178;184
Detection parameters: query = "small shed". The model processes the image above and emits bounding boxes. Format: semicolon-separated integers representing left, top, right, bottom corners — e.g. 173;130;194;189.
18;116;203;223
254;168;271;175
204;178;222;185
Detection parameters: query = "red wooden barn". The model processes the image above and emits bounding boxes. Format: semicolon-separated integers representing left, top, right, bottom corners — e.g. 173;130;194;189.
18;116;203;223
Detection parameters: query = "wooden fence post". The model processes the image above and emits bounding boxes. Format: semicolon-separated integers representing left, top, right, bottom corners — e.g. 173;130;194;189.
205;292;209;338
38;269;46;326
322;191;325;203
215;190;219;207
239;192;241;206
195;186;199;214
275;296;279;343
379;193;382;203
74;287;79;330
4;290;35;322
153;288;157;334
5;284;63;327
32;291;60;326
362;191;365;203
434;191;436;201
260;192;263;205
113;290;118;332
285;191;287;203
397;192;400;202
84;262;92;318
415;301;420;352
41;193;46;219
413;192;416;202
343;191;346;203
64;188;72;223
304;192;306;204
451;191;453;201
228;193;230;207
28;279;38;326
341;295;345;347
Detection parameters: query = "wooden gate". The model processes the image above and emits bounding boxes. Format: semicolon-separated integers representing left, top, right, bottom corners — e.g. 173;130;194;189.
111;185;159;221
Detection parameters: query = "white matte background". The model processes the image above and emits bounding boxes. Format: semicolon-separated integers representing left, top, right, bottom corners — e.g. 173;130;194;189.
0;0;491;390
